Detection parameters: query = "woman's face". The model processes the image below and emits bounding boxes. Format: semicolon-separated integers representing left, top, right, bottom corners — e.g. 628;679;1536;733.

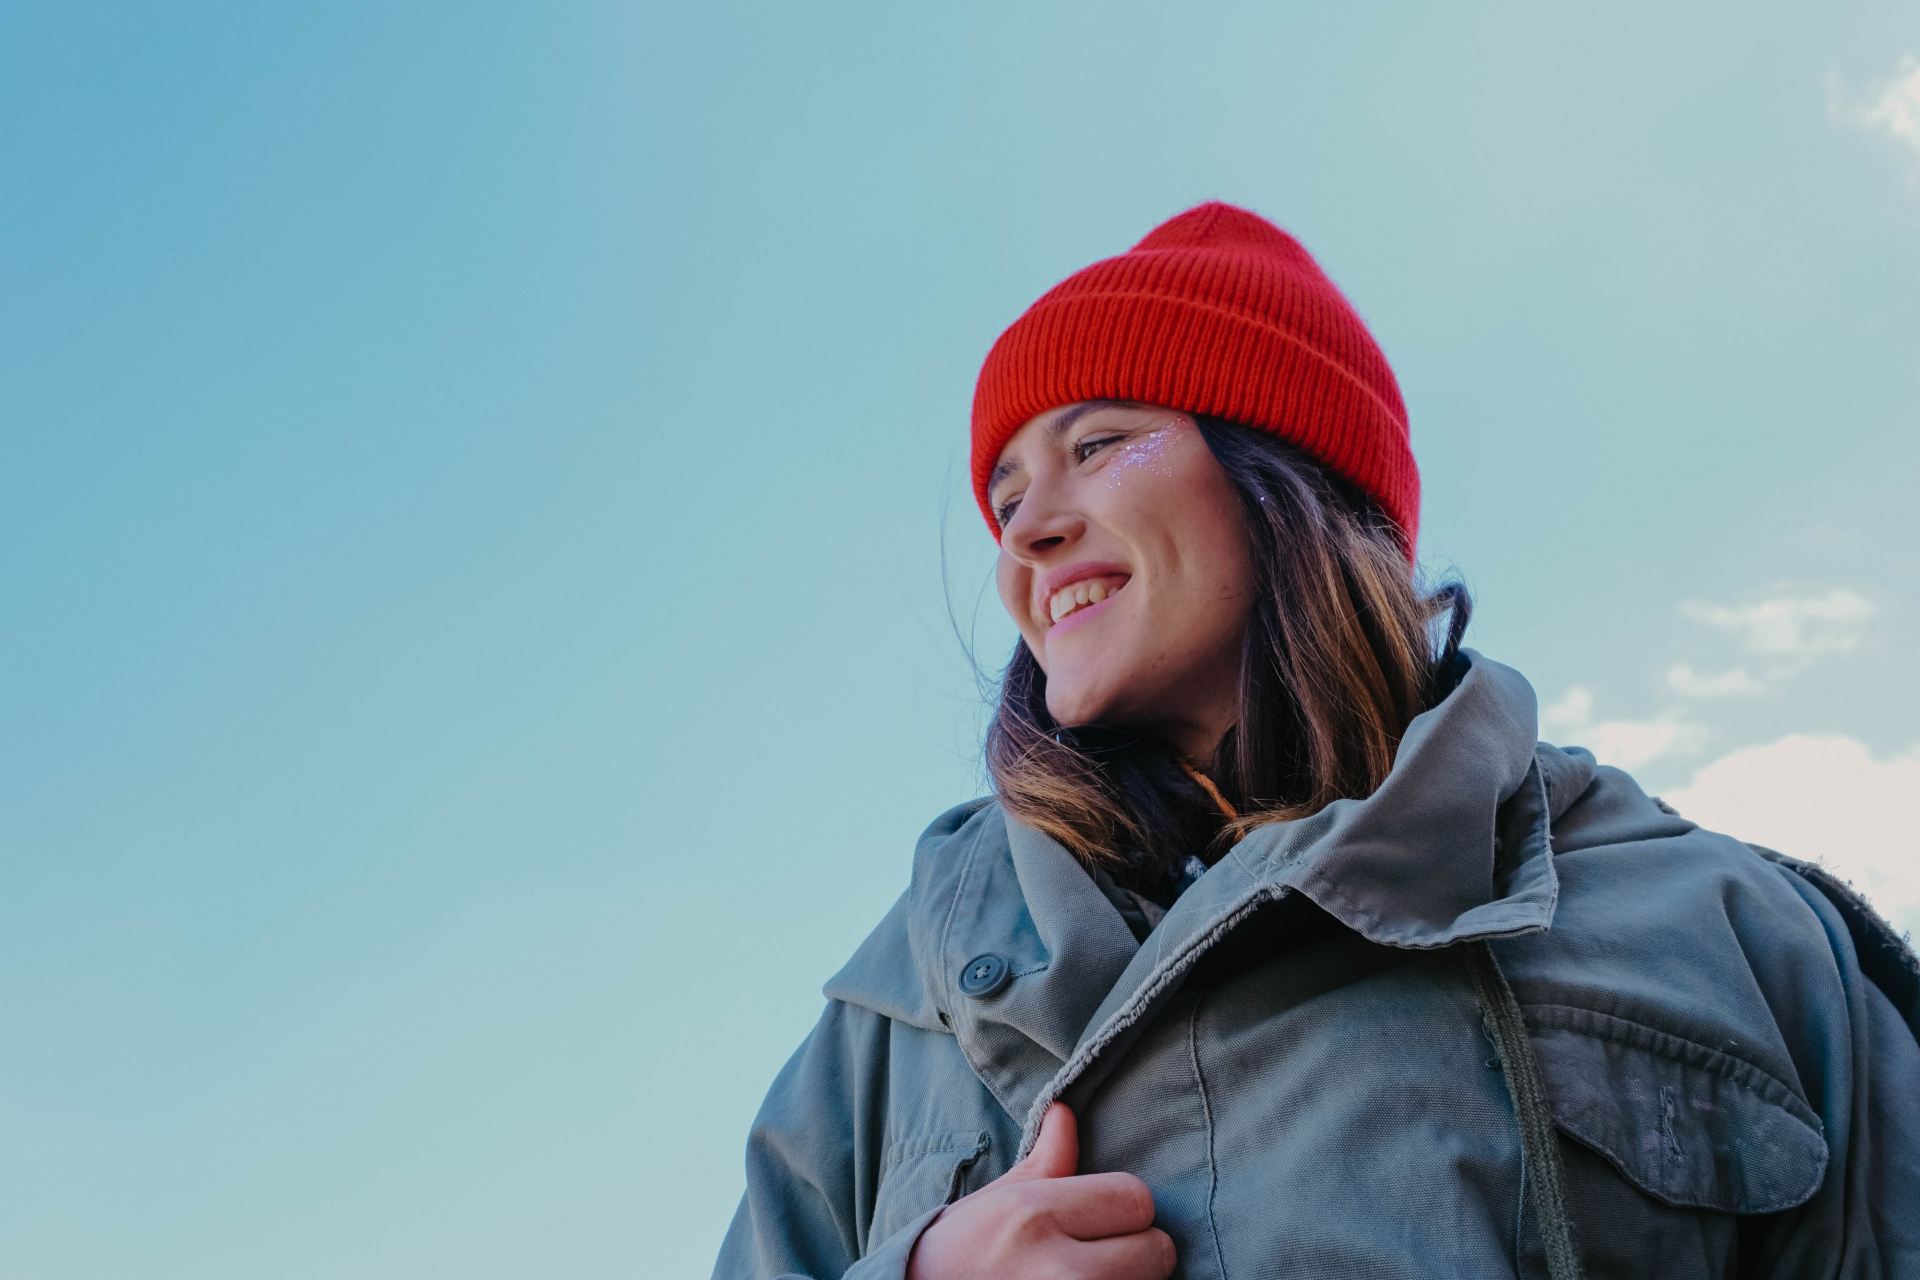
990;401;1257;761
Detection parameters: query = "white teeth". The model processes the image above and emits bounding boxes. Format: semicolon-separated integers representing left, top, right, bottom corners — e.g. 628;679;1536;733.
1046;576;1126;626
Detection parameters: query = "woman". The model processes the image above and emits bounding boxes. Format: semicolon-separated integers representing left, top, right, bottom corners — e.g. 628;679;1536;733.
711;201;1920;1279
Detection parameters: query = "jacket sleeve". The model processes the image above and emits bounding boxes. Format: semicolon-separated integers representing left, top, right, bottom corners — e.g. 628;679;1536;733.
1746;853;1920;1276
711;998;940;1280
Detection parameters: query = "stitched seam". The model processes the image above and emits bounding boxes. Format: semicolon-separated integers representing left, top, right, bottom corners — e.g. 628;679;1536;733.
1470;943;1586;1279
1511;1130;1530;1276
1548;827;1696;855
941;1132;991;1202
1519;1002;1828;1213
1535;742;1559;815
1518;1003;1816;1124
1294;861;1551;950
934;827;981;1000
1016;884;1286;1161
1546;1106;1823;1214
1187;992;1229;1280
879;1143;975;1174
882;1131;984;1173
939;830;1023;1117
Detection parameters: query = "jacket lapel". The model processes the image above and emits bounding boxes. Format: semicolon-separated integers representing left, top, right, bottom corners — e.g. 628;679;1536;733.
912;803;1145;1119
911;648;1602;1155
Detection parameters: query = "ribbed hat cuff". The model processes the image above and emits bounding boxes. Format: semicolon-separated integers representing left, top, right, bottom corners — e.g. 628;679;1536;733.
971;293;1417;563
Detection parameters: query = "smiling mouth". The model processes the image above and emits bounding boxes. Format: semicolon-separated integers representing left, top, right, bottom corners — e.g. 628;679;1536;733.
1046;574;1130;628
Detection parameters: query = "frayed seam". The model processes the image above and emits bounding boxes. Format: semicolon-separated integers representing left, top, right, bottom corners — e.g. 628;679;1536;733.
1016;884;1287;1160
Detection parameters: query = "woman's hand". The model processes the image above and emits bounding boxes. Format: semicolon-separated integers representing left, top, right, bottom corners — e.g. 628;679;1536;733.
903;1101;1175;1280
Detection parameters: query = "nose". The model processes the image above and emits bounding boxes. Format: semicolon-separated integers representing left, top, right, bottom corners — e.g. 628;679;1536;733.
1000;475;1084;559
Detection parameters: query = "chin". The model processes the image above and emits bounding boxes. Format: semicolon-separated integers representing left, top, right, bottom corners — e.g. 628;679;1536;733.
1043;673;1127;732
1042;687;1094;730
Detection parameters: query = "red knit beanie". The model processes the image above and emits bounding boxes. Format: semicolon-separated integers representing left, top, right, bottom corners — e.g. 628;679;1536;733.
970;200;1419;565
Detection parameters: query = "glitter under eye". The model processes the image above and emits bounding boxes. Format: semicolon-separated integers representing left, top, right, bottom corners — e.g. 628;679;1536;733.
1102;419;1181;490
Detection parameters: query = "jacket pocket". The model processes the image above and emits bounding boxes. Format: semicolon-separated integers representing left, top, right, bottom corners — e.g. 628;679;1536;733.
1516;1004;1829;1277
867;1129;991;1252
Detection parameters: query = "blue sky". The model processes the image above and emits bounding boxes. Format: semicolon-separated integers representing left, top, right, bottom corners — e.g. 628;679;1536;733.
4;3;1917;1276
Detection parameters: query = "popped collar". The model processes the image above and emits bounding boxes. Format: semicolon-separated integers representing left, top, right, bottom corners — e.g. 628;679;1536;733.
837;647;1630;1162
759;644;1920;1280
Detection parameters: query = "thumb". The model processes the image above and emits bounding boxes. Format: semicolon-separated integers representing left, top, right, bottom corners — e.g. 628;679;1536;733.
1005;1101;1078;1182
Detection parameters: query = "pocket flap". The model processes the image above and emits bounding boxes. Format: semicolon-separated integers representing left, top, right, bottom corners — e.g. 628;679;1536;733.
1525;1005;1828;1214
868;1129;991;1248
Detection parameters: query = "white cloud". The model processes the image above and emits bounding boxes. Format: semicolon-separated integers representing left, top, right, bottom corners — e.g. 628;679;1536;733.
1828;55;1920;187
1676;588;1876;690
1665;663;1767;698
1540;682;1708;771
1660;733;1920;936
1541;587;1905;929
1679;587;1875;657
1847;54;1920;151
1577;714;1711;771
1541;685;1594;731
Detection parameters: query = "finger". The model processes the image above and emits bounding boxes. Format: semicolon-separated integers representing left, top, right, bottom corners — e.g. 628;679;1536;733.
1064;1227;1178;1280
1002;1101;1077;1182
1021;1170;1157;1239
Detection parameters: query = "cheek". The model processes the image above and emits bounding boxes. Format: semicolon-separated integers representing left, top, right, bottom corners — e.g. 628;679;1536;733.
1135;478;1254;617
1195;503;1255;590
995;557;1038;642
1099;427;1226;535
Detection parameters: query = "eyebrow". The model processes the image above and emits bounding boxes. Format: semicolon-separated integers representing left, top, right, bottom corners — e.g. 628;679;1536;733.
986;399;1141;494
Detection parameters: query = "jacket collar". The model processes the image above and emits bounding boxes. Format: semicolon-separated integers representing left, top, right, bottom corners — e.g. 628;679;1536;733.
827;648;1620;1135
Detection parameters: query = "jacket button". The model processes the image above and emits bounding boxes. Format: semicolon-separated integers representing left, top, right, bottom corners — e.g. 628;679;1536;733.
958;952;1012;998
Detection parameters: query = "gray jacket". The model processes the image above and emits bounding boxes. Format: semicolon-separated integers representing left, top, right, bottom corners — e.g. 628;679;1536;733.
712;648;1920;1278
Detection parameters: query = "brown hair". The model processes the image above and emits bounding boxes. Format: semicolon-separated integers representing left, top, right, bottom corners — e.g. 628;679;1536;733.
983;415;1473;891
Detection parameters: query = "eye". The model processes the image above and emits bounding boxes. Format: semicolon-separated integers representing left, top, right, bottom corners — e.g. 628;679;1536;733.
1073;434;1123;463
990;435;1121;525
